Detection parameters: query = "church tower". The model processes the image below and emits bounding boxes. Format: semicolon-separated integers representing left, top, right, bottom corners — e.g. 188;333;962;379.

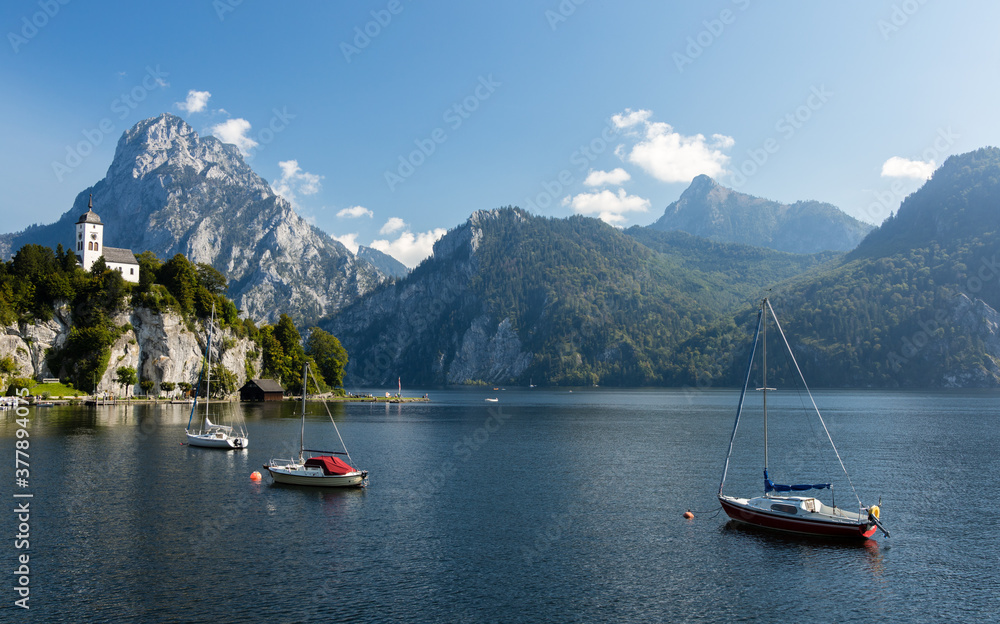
75;194;104;272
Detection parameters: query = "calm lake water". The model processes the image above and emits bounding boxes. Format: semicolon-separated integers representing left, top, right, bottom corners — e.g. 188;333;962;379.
3;388;998;623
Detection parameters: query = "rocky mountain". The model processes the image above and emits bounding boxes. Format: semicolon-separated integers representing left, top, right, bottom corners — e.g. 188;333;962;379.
0;114;387;325
321;207;838;387
2;305;259;395
648;175;873;253
357;245;409;279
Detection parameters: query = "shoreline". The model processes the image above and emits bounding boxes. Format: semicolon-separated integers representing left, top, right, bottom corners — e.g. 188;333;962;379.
23;395;431;407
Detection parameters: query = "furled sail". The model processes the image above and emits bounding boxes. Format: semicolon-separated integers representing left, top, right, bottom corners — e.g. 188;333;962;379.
764;470;830;493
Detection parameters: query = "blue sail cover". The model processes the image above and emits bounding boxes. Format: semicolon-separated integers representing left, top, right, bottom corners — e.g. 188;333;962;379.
764;470;831;493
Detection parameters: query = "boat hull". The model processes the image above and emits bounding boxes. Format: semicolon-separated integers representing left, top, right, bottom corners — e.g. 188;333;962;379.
266;466;367;488
719;495;876;539
186;432;249;449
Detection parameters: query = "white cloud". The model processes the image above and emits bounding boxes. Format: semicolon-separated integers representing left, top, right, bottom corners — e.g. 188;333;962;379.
337;205;374;219
562;188;651;226
370;228;448;268
881;156;935;180
614;109;733;183
584;168;631;187
612;108;653;131
272;159;323;206
176;90;211;114
379;217;406;235
333;233;361;254
209;118;258;155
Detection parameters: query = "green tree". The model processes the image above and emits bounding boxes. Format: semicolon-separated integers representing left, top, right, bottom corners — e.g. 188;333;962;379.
196;263;228;295
5;378;36;396
210;364;237;397
135;251;163;291
140;379;155;396
306;327;348;388
259;326;290;384
115;366;138;397
0;356;17;376
160;381;176;394
158;254;198;314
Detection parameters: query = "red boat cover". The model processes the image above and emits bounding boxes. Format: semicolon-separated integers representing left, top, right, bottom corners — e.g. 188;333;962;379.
304;456;356;475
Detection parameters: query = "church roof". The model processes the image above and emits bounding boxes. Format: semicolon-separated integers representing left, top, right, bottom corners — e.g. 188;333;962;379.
102;247;138;265
77;210;103;225
77;194;103;225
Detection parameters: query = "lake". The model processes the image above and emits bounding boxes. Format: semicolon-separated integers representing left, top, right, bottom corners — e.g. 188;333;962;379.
3;388;998;623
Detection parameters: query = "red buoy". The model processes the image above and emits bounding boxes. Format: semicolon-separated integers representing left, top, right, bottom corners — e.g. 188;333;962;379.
683;510;694;520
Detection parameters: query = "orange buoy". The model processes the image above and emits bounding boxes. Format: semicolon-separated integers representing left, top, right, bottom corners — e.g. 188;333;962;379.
250;471;262;482
683;510;694;520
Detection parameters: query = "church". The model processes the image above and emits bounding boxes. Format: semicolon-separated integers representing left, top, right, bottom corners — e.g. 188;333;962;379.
75;195;140;283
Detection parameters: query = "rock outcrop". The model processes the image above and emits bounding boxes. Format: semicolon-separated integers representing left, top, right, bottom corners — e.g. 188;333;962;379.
324;208;533;386
1;305;260;395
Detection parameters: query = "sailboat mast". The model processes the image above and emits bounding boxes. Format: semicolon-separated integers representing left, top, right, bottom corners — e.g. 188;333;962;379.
204;303;215;429
299;361;307;462
762;298;769;476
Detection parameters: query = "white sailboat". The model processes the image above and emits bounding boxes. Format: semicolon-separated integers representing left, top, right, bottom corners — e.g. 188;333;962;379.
265;361;367;487
185;304;249;449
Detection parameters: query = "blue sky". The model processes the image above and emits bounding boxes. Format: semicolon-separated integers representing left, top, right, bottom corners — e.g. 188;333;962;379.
2;1;999;266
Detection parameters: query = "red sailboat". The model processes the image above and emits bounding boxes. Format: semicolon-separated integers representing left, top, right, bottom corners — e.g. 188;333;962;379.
718;298;890;540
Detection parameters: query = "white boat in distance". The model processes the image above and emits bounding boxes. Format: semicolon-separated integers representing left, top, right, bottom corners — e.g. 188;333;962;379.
265;362;367;487
185;304;249;450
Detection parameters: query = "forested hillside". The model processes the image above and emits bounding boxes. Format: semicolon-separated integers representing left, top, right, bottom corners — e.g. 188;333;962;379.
668;148;1000;388
324;208;843;386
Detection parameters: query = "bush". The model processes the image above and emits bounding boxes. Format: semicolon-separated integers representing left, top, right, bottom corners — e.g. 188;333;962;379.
5;378;36;395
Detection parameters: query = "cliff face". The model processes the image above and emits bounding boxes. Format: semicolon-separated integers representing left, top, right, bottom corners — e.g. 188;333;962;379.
324;209;533;386
1;305;260;395
940;294;1000;387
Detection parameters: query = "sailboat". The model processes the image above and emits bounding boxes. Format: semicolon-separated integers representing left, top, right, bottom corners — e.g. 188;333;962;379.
185;304;249;449
264;361;367;487
718;297;889;539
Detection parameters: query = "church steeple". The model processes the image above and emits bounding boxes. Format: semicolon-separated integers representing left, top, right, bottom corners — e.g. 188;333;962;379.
77;193;103;225
75;193;104;270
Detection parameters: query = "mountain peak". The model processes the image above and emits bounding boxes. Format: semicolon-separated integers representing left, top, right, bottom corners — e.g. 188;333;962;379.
108;114;270;195
649;176;871;254
687;173;718;192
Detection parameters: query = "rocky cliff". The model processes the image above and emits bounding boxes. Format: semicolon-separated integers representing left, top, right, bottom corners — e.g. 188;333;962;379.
1;304;260;395
941;294;1000;386
323;209;534;386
